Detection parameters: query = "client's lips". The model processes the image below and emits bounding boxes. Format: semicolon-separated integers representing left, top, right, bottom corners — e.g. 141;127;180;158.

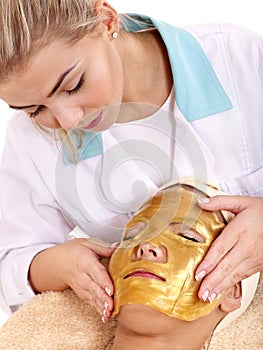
124;270;165;281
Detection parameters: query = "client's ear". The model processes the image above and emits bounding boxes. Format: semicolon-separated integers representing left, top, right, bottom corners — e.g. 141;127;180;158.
219;282;242;313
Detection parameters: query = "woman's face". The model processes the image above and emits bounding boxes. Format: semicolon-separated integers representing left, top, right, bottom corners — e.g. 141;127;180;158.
0;28;124;131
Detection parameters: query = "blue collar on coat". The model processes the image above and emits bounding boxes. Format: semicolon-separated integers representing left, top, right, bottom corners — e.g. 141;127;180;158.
63;14;232;164
121;13;232;120
62;130;103;165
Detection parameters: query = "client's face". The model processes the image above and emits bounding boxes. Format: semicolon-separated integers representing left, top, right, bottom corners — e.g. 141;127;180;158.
109;185;226;321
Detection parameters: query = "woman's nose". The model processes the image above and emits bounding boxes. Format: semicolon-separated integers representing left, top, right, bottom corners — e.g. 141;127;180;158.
51;103;84;130
131;242;167;263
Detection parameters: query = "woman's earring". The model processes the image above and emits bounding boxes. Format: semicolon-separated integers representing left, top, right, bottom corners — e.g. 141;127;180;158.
112;32;118;39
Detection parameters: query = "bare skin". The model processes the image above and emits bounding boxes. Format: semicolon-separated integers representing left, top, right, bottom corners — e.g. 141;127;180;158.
29;239;118;322
112;304;221;350
196;195;263;303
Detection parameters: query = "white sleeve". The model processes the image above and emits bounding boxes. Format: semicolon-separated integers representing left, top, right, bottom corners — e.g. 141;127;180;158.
0;115;72;308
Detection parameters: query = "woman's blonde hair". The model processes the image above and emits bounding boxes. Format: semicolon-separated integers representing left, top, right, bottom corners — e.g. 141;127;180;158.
0;0;105;79
0;1;152;161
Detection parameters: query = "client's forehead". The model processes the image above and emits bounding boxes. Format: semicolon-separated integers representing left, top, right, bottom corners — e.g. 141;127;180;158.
136;184;225;224
123;184;225;244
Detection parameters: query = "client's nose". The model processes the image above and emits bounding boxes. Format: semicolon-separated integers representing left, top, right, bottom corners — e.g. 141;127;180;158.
131;242;167;263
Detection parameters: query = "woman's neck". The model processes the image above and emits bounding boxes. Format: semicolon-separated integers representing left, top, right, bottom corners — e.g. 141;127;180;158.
114;29;173;123
116;29;173;107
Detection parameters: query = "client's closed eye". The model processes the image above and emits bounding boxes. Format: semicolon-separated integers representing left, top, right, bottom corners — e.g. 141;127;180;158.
124;221;147;240
168;222;205;243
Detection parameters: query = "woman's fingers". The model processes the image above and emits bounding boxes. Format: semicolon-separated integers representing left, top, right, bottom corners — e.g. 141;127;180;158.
197;194;246;214
65;238;118;321
196;219;238;280
196;194;263;302
80;238;118;295
73;272;114;320
197;238;258;302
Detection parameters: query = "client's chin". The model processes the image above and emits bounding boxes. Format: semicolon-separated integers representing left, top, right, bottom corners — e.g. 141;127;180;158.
113;304;225;350
117;304;183;335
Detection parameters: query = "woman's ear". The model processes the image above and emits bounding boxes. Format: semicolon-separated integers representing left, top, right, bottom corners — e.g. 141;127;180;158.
95;1;119;37
219;282;242;313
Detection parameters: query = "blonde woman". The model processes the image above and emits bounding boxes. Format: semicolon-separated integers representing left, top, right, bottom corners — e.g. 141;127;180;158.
0;0;262;325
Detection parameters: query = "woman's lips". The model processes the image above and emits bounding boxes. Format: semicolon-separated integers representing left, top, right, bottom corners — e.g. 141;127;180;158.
124;270;165;281
83;112;102;129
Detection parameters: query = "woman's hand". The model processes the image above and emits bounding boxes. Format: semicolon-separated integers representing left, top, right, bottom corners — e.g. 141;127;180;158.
29;238;118;323
195;195;263;303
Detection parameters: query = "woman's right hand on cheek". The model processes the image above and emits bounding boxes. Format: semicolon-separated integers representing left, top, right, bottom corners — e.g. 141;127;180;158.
64;238;117;322
29;238;118;323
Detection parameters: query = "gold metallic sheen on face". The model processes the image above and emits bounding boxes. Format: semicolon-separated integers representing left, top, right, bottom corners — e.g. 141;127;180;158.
109;186;226;321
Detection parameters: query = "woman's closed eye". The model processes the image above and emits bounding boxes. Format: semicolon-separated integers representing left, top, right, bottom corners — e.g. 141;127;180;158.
66;75;84;96
168;222;205;243
27;76;85;119
29;105;46;118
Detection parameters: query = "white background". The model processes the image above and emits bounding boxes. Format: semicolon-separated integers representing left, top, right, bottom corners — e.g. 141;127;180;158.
0;0;262;325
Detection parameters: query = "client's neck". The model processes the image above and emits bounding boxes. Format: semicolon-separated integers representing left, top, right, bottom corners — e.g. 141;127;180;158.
111;305;220;350
112;327;207;350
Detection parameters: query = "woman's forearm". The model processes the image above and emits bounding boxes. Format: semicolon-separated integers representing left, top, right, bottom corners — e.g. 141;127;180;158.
28;244;69;293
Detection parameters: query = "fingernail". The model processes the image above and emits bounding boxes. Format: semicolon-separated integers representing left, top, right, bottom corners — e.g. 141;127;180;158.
104;301;109;309
208;292;217;303
197;198;210;204
202;289;210;302
110;242;120;248
103;308;107;317
102;316;106;323
195;270;206;281
105;286;111;296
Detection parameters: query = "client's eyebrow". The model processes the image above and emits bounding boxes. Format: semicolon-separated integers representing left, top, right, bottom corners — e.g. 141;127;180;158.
9;63;78;110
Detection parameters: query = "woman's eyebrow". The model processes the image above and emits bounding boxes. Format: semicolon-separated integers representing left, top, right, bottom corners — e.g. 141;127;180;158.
9;63;79;109
9;103;36;110
47;63;78;98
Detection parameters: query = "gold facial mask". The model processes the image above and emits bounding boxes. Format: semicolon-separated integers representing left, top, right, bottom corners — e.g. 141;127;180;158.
109;185;226;321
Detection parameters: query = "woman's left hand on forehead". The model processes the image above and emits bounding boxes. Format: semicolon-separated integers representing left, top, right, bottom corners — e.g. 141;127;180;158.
194;195;263;303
